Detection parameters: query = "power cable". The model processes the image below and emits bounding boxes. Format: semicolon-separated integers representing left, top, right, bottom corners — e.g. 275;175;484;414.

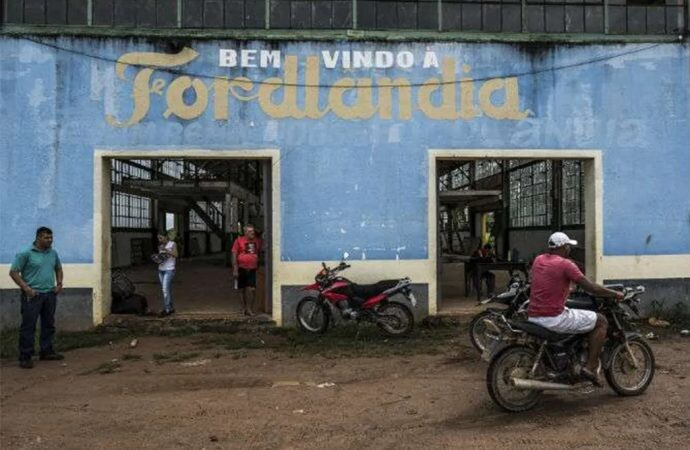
19;36;662;89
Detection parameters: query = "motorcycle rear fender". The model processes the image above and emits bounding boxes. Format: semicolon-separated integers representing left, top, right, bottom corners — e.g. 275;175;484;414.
361;293;387;309
301;282;320;291
323;291;349;302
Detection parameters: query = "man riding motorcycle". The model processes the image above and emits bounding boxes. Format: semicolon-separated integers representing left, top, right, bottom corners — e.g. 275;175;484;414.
528;232;623;386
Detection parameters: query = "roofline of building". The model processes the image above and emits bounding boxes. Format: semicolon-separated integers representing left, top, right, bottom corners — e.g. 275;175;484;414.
1;25;686;44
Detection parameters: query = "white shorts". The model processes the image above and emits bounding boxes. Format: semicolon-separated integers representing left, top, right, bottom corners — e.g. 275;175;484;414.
529;308;598;334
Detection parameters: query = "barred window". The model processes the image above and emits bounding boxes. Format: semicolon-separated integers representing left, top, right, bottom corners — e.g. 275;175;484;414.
111;160;152;229
439;209;450;231
439;173;450;192
189;207;207;231
189;201;224;231
450;166;471;189
161;160;184;179
453;206;470;231
509;161;552;228
111;159;151;184
476;160;501;180
3;0;686;35
562;160;584;226
112;192;152;228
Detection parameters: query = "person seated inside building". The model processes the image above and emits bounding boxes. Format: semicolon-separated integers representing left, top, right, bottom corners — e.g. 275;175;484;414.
471;243;496;298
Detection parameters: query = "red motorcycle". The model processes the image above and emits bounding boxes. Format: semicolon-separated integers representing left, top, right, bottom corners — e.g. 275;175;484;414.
296;261;417;336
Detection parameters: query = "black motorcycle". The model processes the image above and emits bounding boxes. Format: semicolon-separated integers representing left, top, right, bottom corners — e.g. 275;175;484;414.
484;285;655;412
468;276;529;353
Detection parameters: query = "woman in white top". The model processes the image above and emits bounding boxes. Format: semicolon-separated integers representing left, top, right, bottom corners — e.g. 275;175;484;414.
157;231;178;316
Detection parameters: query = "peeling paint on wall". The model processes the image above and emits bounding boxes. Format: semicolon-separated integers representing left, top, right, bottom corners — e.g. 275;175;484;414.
0;38;689;263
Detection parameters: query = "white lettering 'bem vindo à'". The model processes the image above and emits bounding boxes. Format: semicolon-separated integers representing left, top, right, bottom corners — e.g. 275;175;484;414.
219;49;282;68
107;47;529;127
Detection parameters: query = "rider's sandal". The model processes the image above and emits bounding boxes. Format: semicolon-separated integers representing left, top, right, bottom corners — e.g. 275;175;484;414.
580;367;603;387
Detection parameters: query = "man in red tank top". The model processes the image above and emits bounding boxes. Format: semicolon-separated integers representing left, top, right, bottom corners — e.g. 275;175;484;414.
231;224;262;316
528;232;623;386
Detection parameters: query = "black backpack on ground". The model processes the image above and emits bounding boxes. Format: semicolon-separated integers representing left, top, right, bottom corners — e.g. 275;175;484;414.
111;270;148;315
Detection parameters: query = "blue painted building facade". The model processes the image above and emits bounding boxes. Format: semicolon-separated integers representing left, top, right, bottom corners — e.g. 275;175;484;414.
1;36;689;328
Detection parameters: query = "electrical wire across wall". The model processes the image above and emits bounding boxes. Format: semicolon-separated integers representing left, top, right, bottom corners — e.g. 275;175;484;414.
19;36;663;89
11;36;667;169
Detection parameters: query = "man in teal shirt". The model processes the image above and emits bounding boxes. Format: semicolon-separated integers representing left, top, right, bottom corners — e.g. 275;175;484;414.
9;227;64;369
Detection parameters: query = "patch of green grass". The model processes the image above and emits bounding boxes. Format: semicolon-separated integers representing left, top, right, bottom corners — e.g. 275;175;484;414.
121;353;142;361
231;350;248;360
156;323;242;337
186;320;467;359
81;360;122;375
1;315;469;362
1;327;130;360
152;351;201;364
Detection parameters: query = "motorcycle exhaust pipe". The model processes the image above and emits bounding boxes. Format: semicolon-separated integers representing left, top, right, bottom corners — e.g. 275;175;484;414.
511;378;576;391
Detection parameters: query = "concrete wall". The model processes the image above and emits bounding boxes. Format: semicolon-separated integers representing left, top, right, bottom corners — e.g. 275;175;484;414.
189;232;223;256
0;288;94;331
210;234;222;253
508;228;585;263
604;278;690;317
112;231;153;268
189;231;208;256
0;37;689;323
1;38;688;264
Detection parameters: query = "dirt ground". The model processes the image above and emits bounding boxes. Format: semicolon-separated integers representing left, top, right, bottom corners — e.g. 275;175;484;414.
1;325;689;450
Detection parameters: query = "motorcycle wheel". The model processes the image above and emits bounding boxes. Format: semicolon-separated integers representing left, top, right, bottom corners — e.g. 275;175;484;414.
487;345;543;412
469;309;500;353
604;336;655;396
376;302;414;336
296;296;330;334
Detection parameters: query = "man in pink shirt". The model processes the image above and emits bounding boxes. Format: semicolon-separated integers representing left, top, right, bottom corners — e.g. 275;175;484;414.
528;232;623;386
231;224;262;316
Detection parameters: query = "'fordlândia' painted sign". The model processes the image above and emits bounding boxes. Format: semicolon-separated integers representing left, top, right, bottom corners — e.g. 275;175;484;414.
107;47;529;127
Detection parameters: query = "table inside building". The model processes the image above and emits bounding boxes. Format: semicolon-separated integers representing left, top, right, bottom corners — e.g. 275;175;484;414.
465;260;528;301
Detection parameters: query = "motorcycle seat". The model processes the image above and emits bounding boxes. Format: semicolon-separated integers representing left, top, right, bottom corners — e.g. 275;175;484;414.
509;320;571;341
350;280;400;300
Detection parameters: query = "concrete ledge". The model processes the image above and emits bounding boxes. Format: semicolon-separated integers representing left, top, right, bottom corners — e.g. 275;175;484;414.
0;288;94;331
1;26;685;44
604;278;690;317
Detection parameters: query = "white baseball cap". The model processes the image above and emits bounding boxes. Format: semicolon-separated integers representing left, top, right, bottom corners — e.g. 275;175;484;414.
548;232;578;248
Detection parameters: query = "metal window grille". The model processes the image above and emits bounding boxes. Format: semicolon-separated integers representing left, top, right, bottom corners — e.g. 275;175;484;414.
189;204;207;231
475;160;502;181
111;159;153;229
439;173;450;191
112;192;152;228
439;209;450;229
111;159;152;184
189;201;224;231
161;160;184;179
509;160;552;228
3;0;686;34
562;160;584;226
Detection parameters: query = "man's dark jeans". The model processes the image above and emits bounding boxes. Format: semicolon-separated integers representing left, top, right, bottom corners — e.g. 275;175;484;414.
19;292;57;361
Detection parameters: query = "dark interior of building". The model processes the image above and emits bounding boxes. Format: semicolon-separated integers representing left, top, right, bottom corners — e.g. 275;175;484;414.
438;158;586;312
109;158;270;317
